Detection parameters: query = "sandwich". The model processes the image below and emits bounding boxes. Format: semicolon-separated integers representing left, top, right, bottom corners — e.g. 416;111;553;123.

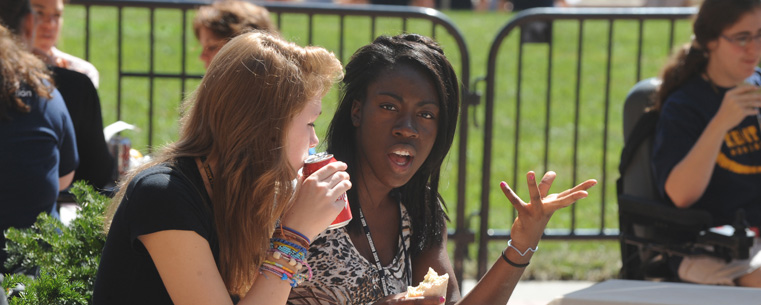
406;267;449;298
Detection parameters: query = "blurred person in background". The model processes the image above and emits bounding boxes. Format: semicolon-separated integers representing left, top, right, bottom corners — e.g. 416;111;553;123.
31;0;100;88
193;0;277;69
47;58;115;190
27;0;116;190
0;0;78;273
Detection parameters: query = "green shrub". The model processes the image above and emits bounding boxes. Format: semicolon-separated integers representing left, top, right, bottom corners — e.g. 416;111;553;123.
2;181;108;304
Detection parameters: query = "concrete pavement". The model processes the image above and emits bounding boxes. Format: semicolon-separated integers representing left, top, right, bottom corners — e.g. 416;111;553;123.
461;279;596;305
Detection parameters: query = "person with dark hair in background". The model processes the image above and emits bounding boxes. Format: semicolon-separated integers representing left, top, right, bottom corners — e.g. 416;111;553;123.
0;0;78;273
193;0;277;69
288;33;596;305
652;0;761;287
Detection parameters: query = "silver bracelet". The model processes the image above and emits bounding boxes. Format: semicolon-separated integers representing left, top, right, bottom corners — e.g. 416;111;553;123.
507;239;538;257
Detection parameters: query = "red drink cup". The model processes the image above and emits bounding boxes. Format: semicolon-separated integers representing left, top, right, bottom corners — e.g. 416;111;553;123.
303;152;352;229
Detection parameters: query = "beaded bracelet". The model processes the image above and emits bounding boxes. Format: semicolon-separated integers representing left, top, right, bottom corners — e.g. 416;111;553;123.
261;261;311;287
271;249;303;269
269;249;313;281
263;228;313;286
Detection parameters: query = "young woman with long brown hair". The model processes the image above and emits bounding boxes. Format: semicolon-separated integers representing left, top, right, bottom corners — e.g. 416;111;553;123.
93;31;350;304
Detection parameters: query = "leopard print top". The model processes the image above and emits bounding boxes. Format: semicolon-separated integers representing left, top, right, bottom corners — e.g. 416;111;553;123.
288;204;412;305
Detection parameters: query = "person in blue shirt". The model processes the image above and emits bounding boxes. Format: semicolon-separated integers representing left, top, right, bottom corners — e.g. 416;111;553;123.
652;0;761;287
0;0;78;274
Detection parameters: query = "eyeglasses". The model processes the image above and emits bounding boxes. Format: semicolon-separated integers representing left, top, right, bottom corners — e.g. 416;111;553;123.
34;9;62;25
720;32;761;48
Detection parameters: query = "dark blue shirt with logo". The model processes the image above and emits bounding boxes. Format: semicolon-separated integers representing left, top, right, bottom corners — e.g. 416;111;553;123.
0;86;78;270
653;68;761;227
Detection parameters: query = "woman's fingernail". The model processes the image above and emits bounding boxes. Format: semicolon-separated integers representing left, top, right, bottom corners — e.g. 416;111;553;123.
500;181;507;188
439;296;446;303
528;172;535;180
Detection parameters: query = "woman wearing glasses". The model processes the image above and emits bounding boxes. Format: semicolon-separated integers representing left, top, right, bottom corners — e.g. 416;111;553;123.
652;0;761;287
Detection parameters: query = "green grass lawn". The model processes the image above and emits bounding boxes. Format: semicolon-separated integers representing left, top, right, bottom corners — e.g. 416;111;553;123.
58;5;693;281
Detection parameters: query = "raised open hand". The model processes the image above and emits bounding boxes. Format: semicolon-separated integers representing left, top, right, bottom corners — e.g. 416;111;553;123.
500;171;597;250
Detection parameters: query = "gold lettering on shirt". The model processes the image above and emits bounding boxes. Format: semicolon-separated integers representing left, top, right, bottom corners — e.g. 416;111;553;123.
720;125;761;173
717;153;761;174
725;130;744;147
725;126;761;148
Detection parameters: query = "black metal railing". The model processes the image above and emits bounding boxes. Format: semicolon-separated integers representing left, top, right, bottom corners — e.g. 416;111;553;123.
476;6;696;277
62;0;703;284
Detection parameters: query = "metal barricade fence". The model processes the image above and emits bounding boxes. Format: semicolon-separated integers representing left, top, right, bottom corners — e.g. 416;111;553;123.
67;0;474;288
476;7;696;277
60;0;702;285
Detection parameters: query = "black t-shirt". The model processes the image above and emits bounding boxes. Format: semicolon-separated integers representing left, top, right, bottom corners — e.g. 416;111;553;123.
53;67;116;189
93;157;218;304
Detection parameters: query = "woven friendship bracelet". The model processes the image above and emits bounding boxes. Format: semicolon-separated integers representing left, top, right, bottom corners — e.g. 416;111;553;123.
271;238;307;251
271;249;303;268
272;244;307;260
507;239;538;257
271;240;301;251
